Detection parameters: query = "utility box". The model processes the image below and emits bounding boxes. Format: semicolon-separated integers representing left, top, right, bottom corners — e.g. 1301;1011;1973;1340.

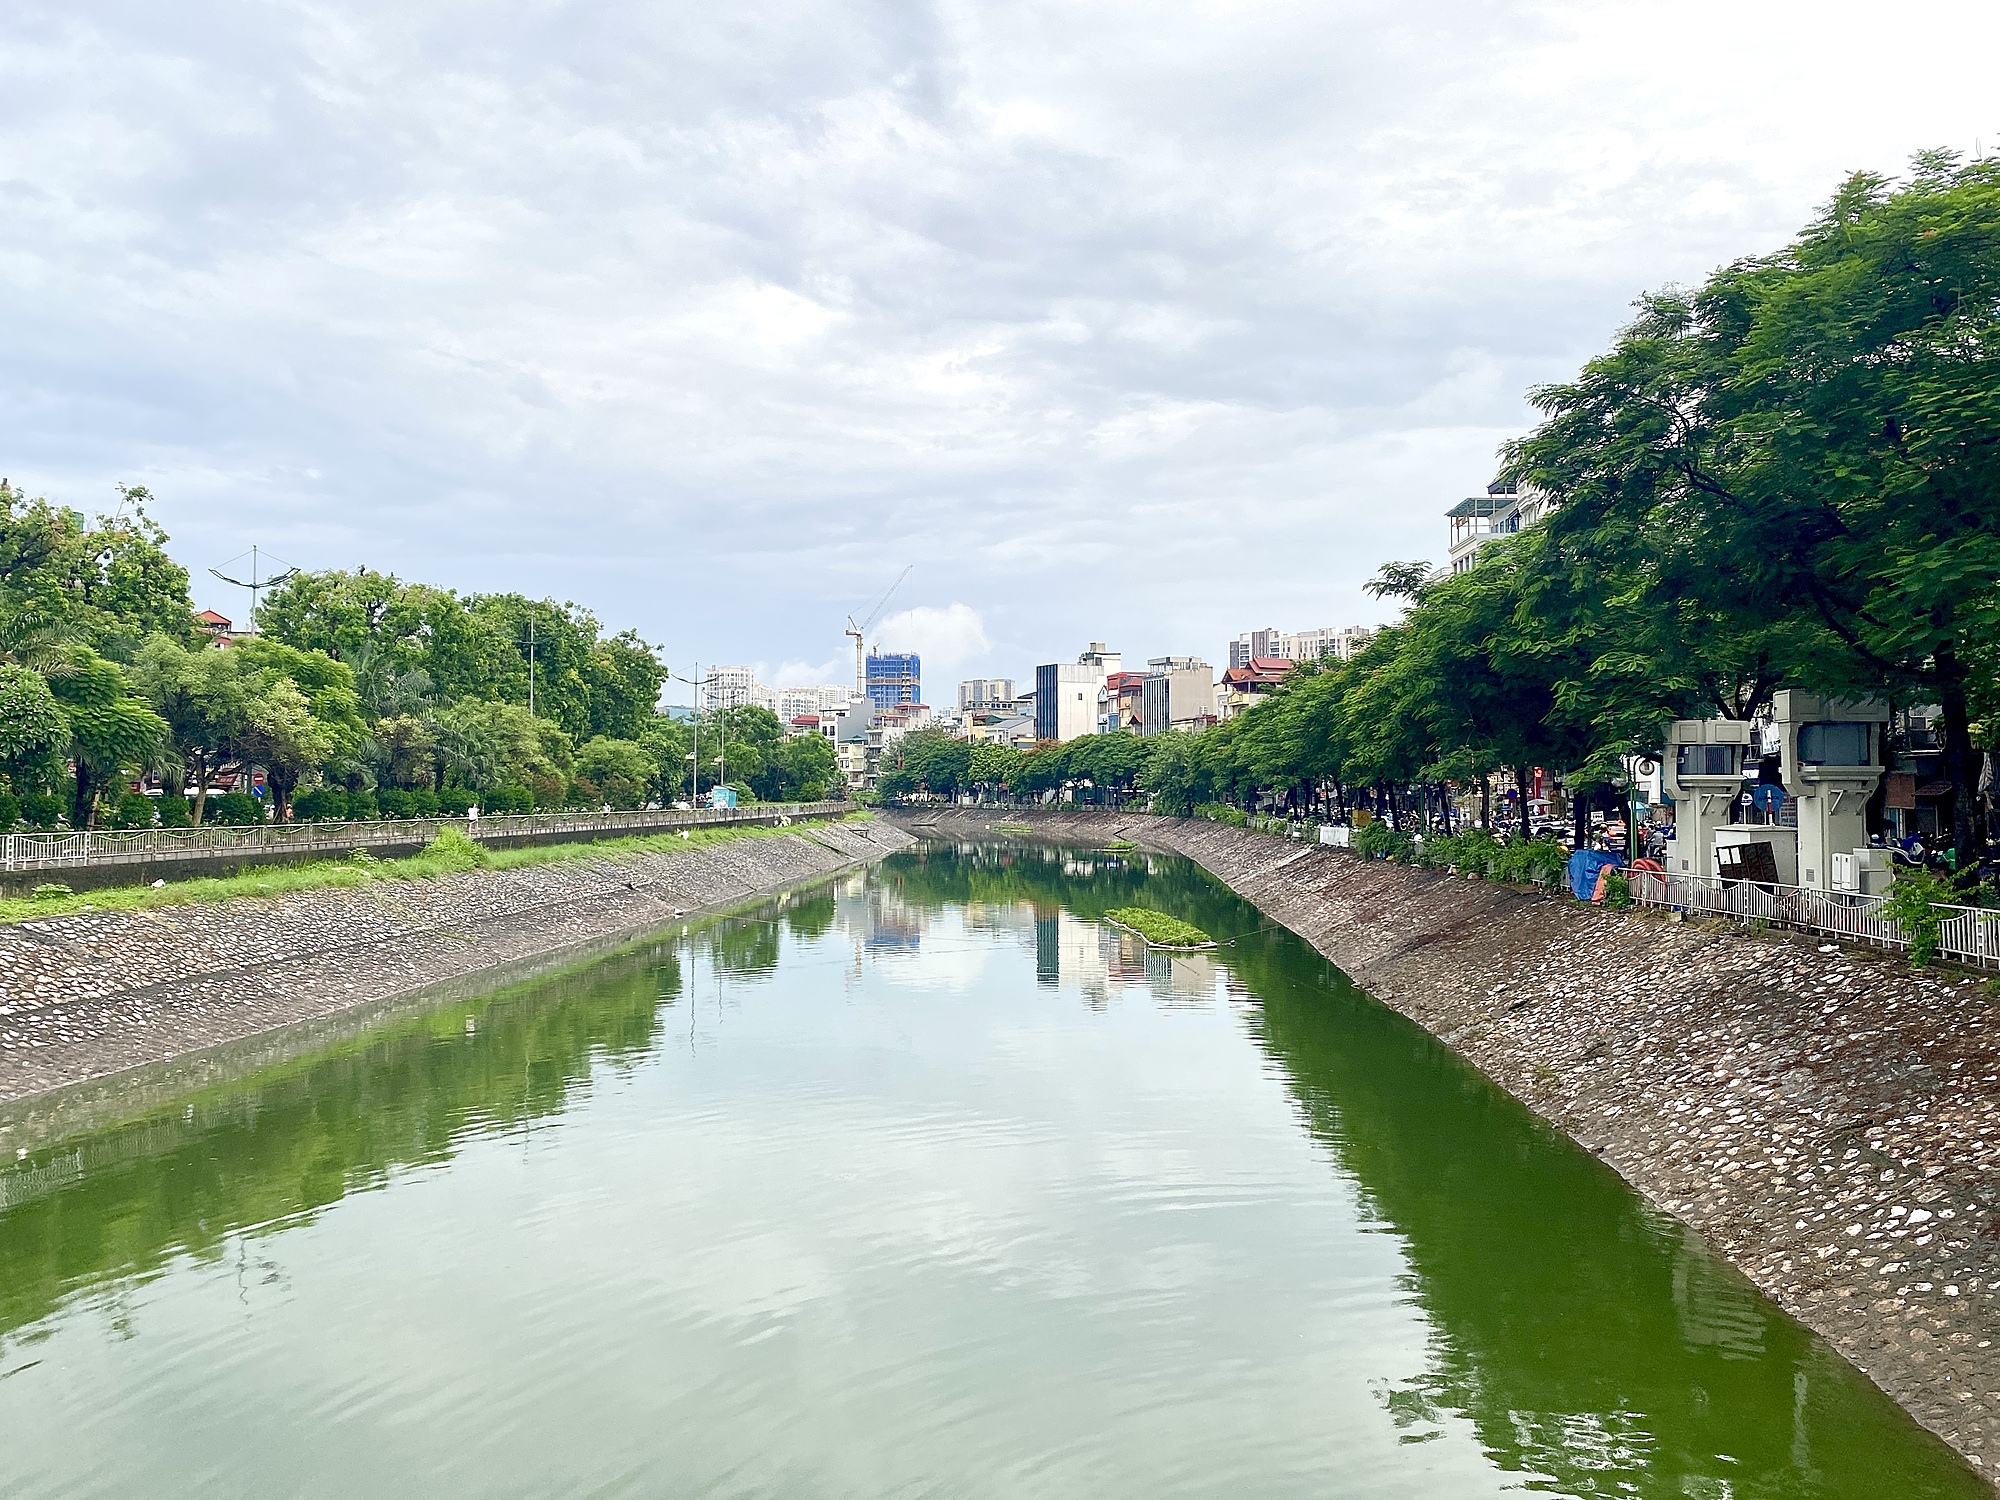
1660;718;1753;879
1773;691;1889;891
1831;849;1895;897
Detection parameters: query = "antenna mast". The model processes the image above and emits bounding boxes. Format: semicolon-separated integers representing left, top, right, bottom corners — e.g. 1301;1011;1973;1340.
208;545;300;631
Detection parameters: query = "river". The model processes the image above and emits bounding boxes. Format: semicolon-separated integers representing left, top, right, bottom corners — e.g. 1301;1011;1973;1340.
0;841;1983;1498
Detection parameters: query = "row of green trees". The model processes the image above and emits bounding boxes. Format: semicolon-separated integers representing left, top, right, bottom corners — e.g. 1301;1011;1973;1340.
0;496;836;830
882;156;2000;871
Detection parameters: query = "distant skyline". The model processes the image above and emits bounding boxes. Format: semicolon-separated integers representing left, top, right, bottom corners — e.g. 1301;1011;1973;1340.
6;0;1999;700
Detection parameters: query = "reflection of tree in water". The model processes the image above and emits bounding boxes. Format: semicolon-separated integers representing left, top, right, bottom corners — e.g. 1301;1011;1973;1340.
890;841;1247;937
705;916;781;977
1231;925;1983;1499
0;940;680;1351
889;841;1980;1498
783;890;838;942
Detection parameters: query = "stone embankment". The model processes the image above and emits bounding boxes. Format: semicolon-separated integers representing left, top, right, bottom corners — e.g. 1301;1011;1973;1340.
892;807;2000;1482
0;820;911;1123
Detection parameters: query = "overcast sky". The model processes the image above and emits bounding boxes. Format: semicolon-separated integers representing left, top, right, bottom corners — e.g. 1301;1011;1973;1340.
5;0;1998;701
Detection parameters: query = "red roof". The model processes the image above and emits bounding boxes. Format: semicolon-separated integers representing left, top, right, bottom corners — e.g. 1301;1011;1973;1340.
196;609;232;628
1105;671;1147;692
1223;658;1295;688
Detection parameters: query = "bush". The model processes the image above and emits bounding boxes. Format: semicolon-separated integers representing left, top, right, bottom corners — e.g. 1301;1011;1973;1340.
0;788;17;831
346;789;378;821
20;793;64;830
157;793;193;828
483;786;533;814
1489;835;1568;886
1884;864;1956;968
293;787;349;822
1194;802;1249;828
1415;827;1503;874
1353;820;1416;863
438;788;475;817
207;791;266;826
415;826;490;874
109;792;156;830
410;789;441;818
376;789;414;819
1602;868;1634;910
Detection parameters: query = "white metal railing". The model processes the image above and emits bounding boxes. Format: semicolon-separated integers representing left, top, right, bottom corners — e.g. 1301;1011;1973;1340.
0;802;852;875
1623;867;2000;969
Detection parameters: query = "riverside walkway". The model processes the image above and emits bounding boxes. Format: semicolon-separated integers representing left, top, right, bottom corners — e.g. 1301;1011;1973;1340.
0;801;853;895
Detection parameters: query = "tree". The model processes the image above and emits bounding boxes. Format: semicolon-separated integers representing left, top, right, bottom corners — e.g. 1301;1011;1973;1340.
129;635;256;823
573;736;654;808
0;481;196;657
45;651;167;828
774;734;837;801
1511;153;2000;870
373;715;441;791
967;741;1024;799
0;664;68;800
235;679;336;820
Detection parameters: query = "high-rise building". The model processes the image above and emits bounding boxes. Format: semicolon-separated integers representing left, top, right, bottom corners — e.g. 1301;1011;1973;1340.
866;650;921;709
958;678;1015;711
1228;629;1282;669
702;665;774;711
776;684;854;721
1230;625;1373;668
1034;645;1117;744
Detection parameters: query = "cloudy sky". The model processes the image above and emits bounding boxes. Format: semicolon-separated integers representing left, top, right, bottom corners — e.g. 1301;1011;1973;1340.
5;0;1997;700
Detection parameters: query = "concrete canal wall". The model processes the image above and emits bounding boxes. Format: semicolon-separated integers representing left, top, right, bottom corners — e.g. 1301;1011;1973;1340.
889;807;2000;1483
0;819;913;1121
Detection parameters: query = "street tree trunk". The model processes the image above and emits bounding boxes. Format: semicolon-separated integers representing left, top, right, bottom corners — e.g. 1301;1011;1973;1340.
1935;647;1987;879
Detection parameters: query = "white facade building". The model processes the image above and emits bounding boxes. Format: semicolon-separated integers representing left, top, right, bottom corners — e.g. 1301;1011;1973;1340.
1446;482;1550;575
1229;625;1374;668
775;684;854;721
958;678;1016;711
702;665;775;712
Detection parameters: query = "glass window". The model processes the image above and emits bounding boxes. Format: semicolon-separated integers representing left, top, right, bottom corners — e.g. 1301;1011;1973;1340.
1799;723;1871;766
1677;744;1738;779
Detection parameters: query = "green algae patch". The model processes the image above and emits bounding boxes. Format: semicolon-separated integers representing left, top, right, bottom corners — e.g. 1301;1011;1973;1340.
1104;907;1214;949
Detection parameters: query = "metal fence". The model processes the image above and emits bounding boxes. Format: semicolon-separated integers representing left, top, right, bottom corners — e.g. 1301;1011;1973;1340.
1623;867;2000;969
0;802;852;875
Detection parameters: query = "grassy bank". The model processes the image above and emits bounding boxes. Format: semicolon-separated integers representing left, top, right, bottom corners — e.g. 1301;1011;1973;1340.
0;815;869;927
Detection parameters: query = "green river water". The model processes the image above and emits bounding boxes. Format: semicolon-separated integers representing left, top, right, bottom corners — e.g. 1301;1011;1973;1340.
0;841;1984;1498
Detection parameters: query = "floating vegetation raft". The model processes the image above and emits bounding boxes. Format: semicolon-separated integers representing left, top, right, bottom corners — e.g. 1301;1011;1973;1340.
1103;840;1139;854
994;823;1034;835
1104;907;1215;949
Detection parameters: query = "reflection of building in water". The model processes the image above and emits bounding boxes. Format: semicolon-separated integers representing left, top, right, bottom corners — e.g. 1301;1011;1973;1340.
1035;909;1060;988
831;872;930;961
1026;907;1225;1009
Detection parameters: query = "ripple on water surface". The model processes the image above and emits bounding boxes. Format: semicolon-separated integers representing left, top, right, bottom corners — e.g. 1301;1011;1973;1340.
0;843;1985;1499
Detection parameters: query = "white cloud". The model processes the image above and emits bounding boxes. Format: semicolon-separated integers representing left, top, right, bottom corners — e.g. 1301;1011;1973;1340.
3;0;1998;686
873;603;991;685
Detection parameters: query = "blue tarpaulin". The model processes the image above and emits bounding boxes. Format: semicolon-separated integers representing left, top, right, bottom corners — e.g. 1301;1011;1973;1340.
1566;849;1623;901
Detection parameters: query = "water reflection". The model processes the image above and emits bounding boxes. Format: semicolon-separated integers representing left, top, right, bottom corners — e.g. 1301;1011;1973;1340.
0;844;1981;1499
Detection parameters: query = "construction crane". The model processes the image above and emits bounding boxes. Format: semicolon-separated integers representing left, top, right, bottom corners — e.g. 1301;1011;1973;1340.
845;565;912;704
